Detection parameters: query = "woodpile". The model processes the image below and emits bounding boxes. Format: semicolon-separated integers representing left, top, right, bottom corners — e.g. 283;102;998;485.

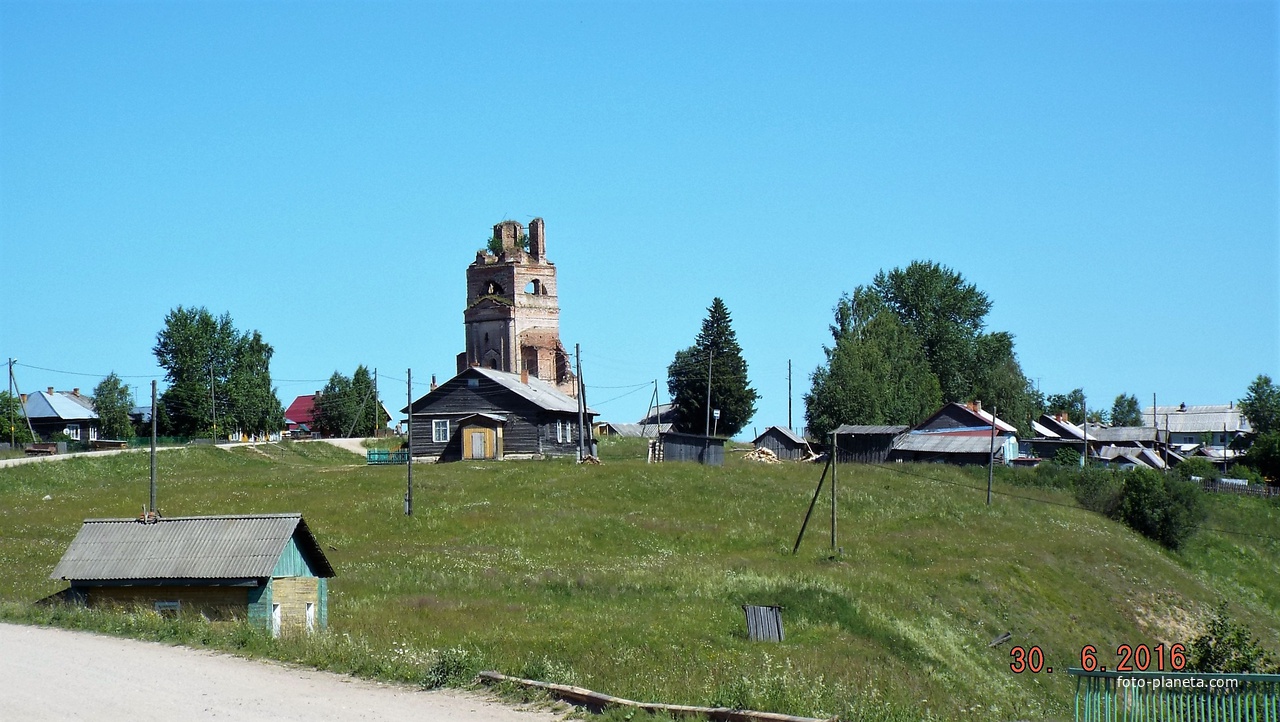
743;447;781;463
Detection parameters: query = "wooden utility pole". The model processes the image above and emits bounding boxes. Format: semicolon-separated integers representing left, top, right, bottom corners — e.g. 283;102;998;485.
7;358;13;448
787;359;793;431
986;406;997;506
150;379;157;513
704;349;713;436
830;430;838;551
406;369;413;516
575;344;585;461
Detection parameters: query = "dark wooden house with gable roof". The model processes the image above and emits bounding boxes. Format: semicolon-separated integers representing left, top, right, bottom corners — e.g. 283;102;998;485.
404;366;597;462
49;513;334;637
752;426;813;460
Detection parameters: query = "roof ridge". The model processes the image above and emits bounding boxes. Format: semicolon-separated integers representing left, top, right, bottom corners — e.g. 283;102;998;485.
83;513;303;523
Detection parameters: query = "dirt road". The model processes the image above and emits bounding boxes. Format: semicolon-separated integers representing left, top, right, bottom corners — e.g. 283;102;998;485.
0;623;563;722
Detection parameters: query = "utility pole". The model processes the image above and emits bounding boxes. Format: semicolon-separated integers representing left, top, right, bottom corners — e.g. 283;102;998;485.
150;380;157;514
986;406;998;506
210;363;217;442
406;369;413;516
1081;395;1088;468
830;430;838;552
704;349;713;436
373;368;379;436
7;358;13;448
575;344;585;461
787;359;793;431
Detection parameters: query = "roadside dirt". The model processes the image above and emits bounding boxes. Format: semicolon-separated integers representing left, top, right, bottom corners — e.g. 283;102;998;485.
0;623;564;722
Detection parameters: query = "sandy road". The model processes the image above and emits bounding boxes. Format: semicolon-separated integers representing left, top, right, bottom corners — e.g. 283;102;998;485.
0;624;563;722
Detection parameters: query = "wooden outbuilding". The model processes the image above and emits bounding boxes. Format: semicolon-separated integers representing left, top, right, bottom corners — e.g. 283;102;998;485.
404;366;597;462
752;426;812;460
657;431;724;466
49;513;335;637
831;425;909;463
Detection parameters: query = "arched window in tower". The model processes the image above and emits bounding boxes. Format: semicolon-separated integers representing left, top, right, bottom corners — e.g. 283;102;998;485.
485;281;504;296
525;279;542;295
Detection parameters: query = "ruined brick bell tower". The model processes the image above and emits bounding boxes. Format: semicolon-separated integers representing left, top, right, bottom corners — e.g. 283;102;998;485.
457;217;578;397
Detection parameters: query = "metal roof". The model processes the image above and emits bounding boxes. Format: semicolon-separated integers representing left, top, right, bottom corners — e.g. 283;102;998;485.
833;424;909;435
50;514;334;582
753;426;809;445
407;368;595;416
1143;405;1251;434
601;422;669;438
894;434;1002;454
1092;426;1157;443
1035;414;1097;441
1031;420;1059;438
22;391;98;421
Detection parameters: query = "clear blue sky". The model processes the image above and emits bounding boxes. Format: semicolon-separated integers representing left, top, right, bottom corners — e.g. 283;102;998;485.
2;1;1276;436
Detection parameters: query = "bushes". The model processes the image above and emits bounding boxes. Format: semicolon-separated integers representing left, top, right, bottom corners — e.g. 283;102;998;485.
1112;469;1206;550
1188;603;1279;673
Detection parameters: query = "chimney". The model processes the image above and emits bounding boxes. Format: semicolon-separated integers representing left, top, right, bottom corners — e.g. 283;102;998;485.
20;393;26;404
314;390;321;397
47;387;54;395
973;400;982;413
430;374;438;391
72;388;80;397
528;217;545;261
521;368;529;385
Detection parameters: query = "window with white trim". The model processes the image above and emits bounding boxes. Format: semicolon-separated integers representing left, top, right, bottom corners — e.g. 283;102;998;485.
432;419;449;443
66;424;81;441
89;426;98;441
555;420;564;443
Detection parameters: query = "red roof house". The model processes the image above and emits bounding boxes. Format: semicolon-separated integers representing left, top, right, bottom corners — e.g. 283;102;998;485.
284;394;318;432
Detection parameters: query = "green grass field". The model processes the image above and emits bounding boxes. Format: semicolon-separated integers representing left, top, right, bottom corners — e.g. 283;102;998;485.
1;438;1276;721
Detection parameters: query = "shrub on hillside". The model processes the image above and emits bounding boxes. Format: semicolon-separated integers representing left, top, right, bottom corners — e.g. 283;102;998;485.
1071;467;1123;516
1176;457;1220;482
1189;603;1280;674
1112;469;1206;550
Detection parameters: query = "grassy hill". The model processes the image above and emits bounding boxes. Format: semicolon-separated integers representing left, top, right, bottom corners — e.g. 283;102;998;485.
1;439;1276;721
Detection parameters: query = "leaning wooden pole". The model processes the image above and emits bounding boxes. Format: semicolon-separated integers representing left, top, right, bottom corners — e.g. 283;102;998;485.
792;454;832;554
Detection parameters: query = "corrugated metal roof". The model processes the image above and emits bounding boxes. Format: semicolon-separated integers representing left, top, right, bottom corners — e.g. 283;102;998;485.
894;434;1001;454
472;368;596;414
1035;415;1097;441
1092;426;1157;443
754;426;808;445
833;424;910;435
50;514;334;581
22;391;99;421
602;422;669;438
1143;405;1251;434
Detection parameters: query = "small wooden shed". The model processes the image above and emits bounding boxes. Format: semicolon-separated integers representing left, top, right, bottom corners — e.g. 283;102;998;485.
49;513;335;637
658;431;725;466
752;426;812;460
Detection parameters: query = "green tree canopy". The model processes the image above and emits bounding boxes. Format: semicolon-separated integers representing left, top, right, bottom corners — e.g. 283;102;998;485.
1110;393;1143;427
809;261;1040;435
313;371;355;438
871;261;991;403
1240;374;1280;435
153;306;283;437
805;309;941;440
92;373;134;440
1046;389;1085;425
1;392;35;445
667;298;758;437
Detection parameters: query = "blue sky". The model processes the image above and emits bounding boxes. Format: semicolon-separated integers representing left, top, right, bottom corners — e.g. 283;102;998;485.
2;0;1276;436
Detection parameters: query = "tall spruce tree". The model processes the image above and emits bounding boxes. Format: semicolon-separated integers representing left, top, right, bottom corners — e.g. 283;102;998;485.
667;298;758;437
313;371;355;438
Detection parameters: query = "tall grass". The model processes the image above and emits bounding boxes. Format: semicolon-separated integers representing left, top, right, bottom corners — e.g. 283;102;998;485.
1;444;1276;721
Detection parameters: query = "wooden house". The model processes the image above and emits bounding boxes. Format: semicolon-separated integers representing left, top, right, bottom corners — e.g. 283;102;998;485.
49;513;334;637
889;402;1018;465
752;426;813;460
404;366;597;462
21;388;99;442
